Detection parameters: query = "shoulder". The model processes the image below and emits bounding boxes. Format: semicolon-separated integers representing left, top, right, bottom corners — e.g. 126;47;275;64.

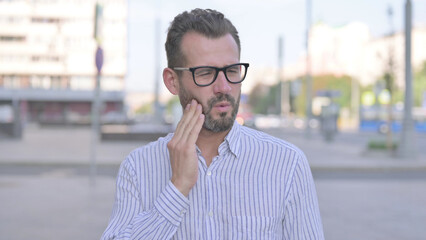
239;125;306;159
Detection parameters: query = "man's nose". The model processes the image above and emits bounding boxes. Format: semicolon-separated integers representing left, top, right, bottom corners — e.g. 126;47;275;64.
213;71;232;94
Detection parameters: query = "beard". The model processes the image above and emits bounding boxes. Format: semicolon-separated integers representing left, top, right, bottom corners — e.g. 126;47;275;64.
179;87;240;133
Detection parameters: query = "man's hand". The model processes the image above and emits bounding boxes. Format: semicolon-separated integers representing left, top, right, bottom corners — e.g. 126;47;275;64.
168;99;205;197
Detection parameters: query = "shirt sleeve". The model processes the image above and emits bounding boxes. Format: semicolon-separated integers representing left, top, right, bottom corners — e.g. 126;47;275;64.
282;153;325;240
101;156;190;240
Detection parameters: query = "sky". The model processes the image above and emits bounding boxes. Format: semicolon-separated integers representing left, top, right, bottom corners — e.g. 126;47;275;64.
125;0;426;94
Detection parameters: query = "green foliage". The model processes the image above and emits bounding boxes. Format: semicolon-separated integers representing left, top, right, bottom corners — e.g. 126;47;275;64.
294;77;307;116
373;60;426;107
313;75;352;109
165;96;180;114
248;83;279;114
367;139;397;150
248;74;354;117
414;61;426;107
392;88;404;104
246;60;426;117
293;75;353;116
135;96;181;116
135;102;153;114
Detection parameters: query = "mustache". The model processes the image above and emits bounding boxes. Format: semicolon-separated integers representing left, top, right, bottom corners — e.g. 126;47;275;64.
204;94;235;114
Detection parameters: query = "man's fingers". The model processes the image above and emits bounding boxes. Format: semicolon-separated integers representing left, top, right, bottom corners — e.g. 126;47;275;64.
174;100;196;137
182;103;203;142
173;103;191;139
174;99;201;141
187;112;204;144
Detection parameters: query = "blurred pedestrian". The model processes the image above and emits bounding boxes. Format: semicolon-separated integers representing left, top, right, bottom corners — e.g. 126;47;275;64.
102;8;324;240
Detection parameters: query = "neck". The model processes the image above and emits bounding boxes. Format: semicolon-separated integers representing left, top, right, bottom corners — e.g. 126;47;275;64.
196;127;231;166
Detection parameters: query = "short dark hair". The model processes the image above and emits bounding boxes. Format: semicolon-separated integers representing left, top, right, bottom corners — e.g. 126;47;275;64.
165;8;241;68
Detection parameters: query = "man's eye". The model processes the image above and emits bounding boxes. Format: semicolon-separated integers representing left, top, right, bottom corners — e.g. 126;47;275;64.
227;66;240;74
196;69;214;76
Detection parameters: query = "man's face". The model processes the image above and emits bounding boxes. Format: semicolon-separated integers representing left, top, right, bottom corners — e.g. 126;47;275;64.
177;32;241;132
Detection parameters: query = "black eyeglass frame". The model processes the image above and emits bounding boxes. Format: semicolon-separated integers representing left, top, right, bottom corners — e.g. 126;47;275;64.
173;63;249;87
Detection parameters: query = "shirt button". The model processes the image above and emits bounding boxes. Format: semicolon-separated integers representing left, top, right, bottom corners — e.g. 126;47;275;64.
207;171;212;176
208;211;213;217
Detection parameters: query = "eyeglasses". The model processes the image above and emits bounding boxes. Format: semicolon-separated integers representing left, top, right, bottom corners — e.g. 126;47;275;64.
173;63;249;87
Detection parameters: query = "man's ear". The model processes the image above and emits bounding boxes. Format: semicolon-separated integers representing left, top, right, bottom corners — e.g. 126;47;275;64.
163;68;179;95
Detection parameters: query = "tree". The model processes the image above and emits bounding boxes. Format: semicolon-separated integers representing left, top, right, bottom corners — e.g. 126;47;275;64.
165;96;180;115
293;74;353;117
135;102;153;114
248;74;353;117
248;83;279;114
414;61;426;107
313;75;352;110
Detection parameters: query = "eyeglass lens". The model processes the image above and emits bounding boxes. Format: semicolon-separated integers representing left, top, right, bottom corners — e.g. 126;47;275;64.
194;64;247;86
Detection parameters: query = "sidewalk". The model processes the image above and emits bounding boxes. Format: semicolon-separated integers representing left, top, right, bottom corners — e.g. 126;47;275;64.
264;127;426;171
0;124;425;171
0;174;115;240
0;124;145;166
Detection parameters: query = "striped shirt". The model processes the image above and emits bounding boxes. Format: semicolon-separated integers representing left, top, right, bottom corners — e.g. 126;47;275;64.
101;122;324;239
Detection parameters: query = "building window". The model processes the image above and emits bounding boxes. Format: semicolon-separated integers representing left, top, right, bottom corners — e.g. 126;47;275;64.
31;55;60;62
29;75;52;89
30;76;42;89
0;16;25;24
0;35;26;42
51;76;63;89
3;76;20;89
0;55;27;62
70;76;93;90
31;17;60;24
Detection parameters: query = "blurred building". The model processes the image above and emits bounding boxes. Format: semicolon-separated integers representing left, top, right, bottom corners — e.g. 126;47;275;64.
284;22;426;88
0;0;127;127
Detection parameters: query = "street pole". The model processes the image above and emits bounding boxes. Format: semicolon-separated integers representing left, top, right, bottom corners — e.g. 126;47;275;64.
305;0;313;138
91;51;102;184
277;36;282;115
90;3;103;184
153;0;163;123
386;5;395;152
153;17;162;122
398;0;416;159
278;36;290;117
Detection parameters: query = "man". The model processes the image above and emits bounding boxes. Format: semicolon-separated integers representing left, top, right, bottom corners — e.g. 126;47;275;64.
102;9;324;239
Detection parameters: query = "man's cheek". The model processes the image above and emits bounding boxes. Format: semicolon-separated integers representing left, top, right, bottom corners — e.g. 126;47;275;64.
191;96;206;114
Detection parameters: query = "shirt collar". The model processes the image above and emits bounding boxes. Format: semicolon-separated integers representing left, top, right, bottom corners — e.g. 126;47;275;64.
222;121;241;158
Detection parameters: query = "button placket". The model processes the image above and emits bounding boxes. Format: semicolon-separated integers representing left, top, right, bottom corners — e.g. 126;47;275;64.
205;156;218;219
206;167;213;218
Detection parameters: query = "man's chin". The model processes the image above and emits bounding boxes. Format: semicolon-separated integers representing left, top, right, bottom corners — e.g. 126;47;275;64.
203;115;235;133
